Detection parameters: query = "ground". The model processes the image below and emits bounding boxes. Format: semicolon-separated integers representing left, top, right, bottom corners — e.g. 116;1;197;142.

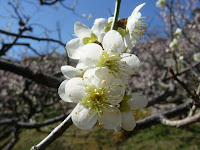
13;123;200;150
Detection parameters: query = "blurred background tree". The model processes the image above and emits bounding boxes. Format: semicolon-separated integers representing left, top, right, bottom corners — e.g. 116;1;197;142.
0;0;200;150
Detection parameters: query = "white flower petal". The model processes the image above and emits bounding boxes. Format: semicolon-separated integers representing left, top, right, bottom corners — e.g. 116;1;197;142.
96;32;106;43
65;77;85;103
127;3;145;34
103;30;125;53
66;38;84;59
91;18;108;34
72;103;97;130
93;67;111;80
117;73;128;85
97;107;122;129
131;3;145;17
128;92;148;110
124;34;135;51
61;65;82;79
76;43;103;69
74;22;91;38
58;79;73;102
121;53;140;75
105;78;125;104
127;15;137;34
82;68;101;87
121;111;136;131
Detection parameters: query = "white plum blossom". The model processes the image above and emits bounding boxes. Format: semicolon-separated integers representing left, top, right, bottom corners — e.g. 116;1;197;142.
66;19;108;59
58;67;125;130
102;3;148;52
74;30;140;82
169;38;178;50
194;52;200;62
178;55;184;61
117;93;148;131
59;3;149;132
125;3;148;51
156;0;166;8
174;28;182;37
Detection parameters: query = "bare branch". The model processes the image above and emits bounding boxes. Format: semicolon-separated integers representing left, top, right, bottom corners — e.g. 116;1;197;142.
40;0;64;5
125;101;192;139
0;29;65;46
4;128;19;150
0;58;62;88
31;113;72;150
18;113;71;129
169;68;200;105
160;112;200;127
163;62;200;81
148;87;176;106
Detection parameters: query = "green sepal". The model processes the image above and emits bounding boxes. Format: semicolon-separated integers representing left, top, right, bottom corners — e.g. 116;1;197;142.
117;27;126;37
83;37;91;45
119;94;132;112
91;33;98;41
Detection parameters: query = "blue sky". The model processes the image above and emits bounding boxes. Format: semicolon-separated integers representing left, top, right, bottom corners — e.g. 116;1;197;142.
0;0;162;58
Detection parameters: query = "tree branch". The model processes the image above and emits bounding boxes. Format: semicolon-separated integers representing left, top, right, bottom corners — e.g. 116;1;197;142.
111;0;121;30
160;112;200;127
125;101;192;139
169;68;200;105
0;58;62;88
0;29;65;46
31;113;72;150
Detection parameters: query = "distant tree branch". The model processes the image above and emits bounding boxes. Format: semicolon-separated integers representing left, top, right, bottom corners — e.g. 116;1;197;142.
0;29;65;46
0;58;62;88
163;62;200;81
18;113;71;129
40;0;64;5
148;87;176;106
4;128;19;150
169;68;200;105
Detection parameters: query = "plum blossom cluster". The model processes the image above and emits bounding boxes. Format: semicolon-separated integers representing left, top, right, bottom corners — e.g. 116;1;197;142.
58;3;148;131
166;28;184;61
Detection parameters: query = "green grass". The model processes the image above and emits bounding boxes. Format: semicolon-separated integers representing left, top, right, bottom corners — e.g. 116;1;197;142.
13;123;200;150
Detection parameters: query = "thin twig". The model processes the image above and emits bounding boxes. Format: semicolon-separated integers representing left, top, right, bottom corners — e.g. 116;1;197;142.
169;67;200;105
31;113;72;150
111;0;121;30
0;29;65;46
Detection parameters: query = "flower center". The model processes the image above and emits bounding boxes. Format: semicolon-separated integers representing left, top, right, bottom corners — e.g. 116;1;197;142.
81;84;110;115
96;51;122;75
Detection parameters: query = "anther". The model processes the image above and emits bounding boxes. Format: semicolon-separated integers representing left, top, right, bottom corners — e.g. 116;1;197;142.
116;84;122;87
